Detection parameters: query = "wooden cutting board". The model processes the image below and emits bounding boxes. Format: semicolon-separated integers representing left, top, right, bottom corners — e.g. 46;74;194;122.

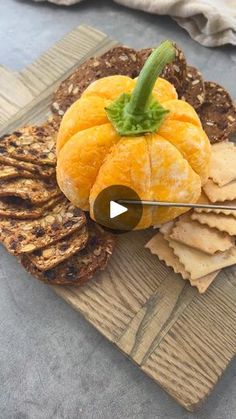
1;25;236;412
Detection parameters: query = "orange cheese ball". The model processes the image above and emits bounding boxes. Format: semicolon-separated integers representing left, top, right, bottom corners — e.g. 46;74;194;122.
57;75;211;228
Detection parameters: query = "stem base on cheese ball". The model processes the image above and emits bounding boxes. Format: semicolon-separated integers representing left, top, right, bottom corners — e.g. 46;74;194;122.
105;40;176;136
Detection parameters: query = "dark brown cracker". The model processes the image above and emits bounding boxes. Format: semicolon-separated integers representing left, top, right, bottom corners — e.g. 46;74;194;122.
0;163;35;181
99;46;141;77
198;81;236;143
21;222;115;286
0;199;86;255
164;43;187;91
47;114;62;131
0;155;55;178
137;48;153;67
139;44;187;95
27;225;89;271
0;177;61;204
0;196;62;219
180;66;205;109
52;44;187;117
52;46;141;116
0;124;56;166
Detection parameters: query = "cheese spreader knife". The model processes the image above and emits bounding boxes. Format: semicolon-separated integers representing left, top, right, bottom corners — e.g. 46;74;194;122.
118;200;236;211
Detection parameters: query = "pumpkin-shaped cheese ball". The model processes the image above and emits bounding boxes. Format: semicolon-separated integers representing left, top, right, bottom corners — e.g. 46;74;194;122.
57;41;211;229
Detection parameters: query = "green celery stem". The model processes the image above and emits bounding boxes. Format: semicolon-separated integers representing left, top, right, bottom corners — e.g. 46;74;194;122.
126;41;175;116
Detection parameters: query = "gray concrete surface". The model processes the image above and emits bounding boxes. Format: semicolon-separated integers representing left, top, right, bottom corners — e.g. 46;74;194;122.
0;1;236;418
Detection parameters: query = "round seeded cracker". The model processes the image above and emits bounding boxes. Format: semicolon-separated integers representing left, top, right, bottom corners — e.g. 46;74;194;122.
198;81;236;143
138;44;187;94
52;44;187;117
52;46;141;116
180;66;205;109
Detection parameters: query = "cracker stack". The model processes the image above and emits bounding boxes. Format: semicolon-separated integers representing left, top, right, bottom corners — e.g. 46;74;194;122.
146;141;236;293
0;122;115;286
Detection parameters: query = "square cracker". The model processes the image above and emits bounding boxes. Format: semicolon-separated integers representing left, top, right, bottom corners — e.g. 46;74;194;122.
0;124;56;167
203;179;236;202
196;191;209;204
0;155;55;179
146;231;189;279
28;225;88;271
159;220;175;237
0;177;61;205
170;213;234;254
190;272;220;294
0;199;86;255
209;142;236;186
168;238;236;280
192;211;236;236
0;164;34;181
146;232;219;293
0;196;62;219
194;198;236;218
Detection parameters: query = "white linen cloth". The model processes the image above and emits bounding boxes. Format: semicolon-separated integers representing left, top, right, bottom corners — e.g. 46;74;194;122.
34;0;236;47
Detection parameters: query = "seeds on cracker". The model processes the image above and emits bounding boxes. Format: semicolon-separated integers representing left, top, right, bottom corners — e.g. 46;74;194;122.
0;163;35;181
209;141;236;186
192;211;236;236
52;47;142;116
52;44;187;116
170;213;234;254
0;196;62;220
0;124;56;167
21;222;115;286
0;199;86;255
204;179;236;202
27;226;89;271
139;44;187;95
0;154;55;178
0;177;61;204
46;114;61;131
198;81;236;143
161;43;187;94
180;66;205;109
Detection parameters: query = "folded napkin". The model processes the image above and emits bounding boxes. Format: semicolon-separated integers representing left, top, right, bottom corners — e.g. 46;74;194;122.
115;0;236;47
36;0;81;3
34;0;236;47
34;0;82;4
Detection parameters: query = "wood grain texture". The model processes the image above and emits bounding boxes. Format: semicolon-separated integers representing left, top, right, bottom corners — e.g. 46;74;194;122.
0;65;34;124
0;24;235;411
0;25;117;135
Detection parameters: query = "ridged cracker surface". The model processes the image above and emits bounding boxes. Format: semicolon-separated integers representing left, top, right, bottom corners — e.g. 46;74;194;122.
204;179;236;202
169;239;236;279
209;142;236;186
192;212;236;236
170;213;234;254
146;231;219;293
